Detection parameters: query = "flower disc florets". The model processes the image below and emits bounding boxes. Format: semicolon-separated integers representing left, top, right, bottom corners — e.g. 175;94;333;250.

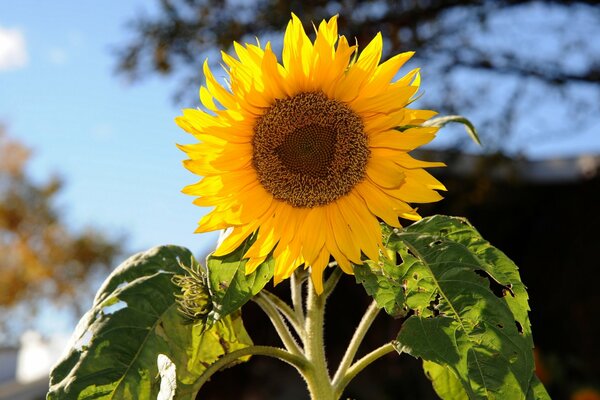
253;91;369;208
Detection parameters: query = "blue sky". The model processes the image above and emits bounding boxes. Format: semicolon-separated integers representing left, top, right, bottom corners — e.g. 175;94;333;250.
0;1;220;256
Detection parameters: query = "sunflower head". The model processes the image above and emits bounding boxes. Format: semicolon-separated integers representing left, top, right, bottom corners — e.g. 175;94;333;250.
176;14;445;293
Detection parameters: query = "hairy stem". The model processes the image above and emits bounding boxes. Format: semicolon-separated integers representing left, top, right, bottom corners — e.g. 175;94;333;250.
194;345;308;392
323;265;342;298
261;289;306;341
254;293;303;355
333;342;396;397
332;300;380;387
303;277;335;400
291;269;306;325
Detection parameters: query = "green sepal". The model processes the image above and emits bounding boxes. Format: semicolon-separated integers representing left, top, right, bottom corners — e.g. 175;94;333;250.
421;114;482;146
47;245;252;400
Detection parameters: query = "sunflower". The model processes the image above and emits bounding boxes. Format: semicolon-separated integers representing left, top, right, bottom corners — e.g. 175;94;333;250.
176;14;445;293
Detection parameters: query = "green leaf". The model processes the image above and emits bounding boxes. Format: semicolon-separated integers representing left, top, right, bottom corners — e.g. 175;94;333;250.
48;245;252;400
424;360;469;399
206;235;274;321
362;215;544;399
422;115;482;146
526;376;551;400
354;233;410;317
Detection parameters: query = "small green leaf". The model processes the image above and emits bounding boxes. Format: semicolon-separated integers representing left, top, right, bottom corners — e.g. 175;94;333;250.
48;245;252;400
354;228;410;317
206;235;274;321
365;215;545;399
354;254;407;317
422;115;482;146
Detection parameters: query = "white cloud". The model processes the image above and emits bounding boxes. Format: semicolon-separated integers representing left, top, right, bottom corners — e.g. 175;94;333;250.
0;26;27;71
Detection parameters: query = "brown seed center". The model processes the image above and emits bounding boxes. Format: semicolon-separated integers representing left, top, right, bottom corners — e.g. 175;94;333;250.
252;92;369;208
275;123;337;178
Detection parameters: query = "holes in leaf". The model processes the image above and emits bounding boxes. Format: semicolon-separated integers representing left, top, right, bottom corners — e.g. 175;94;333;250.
413;273;419;280
402;308;416;320
427;293;441;317
74;330;93;351
430;240;443;247
102;300;127;315
474;269;515;298
497;323;504;329
395;251;403;266
515;320;524;335
406;247;417;258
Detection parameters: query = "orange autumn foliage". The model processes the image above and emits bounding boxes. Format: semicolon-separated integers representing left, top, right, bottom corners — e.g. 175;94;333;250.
0;127;122;313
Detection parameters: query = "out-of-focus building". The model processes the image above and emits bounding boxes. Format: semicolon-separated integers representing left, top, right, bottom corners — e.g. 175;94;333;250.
0;331;68;400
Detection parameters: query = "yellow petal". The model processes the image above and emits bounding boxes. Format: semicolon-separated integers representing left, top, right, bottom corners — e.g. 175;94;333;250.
364;51;414;96
354;180;401;227
324;220;354;274
370;148;446;169
309;247;331;294
351;85;417;115
299;207;327;266
214;220;261;256
327;205;362;264
245;254;269;275
366;157;406;189
336;195;381;262
369;127;438;151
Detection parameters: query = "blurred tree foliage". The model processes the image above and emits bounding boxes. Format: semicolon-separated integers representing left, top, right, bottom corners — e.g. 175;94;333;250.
114;0;600;153
0;126;123;338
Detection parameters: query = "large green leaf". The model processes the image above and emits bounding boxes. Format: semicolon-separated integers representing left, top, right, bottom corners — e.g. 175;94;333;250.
206;235;274;321
48;245;252;400
423;360;469;399
526;376;551;400
357;216;545;399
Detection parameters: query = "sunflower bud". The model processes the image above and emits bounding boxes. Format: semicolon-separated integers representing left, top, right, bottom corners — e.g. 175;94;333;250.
172;261;212;325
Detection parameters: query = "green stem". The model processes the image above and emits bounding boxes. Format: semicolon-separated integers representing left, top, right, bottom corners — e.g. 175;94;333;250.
333;342;396;397
290;270;306;326
322;266;342;298
332;300;380;388
303;276;335;400
254;293;303;355
194;345;308;392
261;289;305;340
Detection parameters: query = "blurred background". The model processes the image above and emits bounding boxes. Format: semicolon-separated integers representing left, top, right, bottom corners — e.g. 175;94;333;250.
0;1;598;399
